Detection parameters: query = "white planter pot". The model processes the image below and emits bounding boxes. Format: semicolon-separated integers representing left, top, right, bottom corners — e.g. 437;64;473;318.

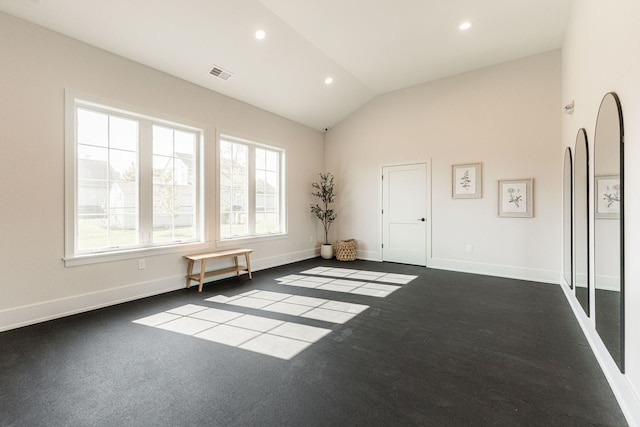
320;244;333;259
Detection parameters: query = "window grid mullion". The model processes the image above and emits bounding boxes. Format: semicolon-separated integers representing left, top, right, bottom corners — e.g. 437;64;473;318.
138;120;153;244
248;145;256;235
106;116;113;247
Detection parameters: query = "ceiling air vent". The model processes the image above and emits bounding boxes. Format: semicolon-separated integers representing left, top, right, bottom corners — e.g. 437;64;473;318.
209;65;233;81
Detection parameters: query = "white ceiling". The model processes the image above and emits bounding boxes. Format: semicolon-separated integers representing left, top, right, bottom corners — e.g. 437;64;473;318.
0;0;573;130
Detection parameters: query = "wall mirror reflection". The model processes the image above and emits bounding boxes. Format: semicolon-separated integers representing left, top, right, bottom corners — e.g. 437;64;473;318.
563;147;573;289
574;129;589;315
593;92;624;372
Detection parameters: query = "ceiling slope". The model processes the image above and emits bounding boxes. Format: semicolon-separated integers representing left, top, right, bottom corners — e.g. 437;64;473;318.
0;0;573;130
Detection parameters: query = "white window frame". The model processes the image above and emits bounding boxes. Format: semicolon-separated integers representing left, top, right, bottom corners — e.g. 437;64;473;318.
217;132;287;245
64;90;208;266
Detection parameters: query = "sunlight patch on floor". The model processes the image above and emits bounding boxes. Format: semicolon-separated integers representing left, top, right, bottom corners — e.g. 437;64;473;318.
132;291;368;360
276;267;416;297
132;267;415;360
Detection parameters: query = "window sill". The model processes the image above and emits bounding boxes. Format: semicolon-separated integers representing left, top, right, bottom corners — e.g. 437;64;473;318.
63;241;210;267
216;233;288;247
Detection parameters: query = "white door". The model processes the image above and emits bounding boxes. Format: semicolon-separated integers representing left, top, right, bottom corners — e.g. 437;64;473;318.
382;163;428;266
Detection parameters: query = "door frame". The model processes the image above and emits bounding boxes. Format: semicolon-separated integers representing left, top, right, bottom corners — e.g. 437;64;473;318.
378;160;432;267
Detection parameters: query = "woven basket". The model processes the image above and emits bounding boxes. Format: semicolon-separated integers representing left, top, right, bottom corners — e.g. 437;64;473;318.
336;239;357;261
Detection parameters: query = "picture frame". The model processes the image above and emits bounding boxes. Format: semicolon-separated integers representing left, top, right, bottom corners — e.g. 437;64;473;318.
595;175;620;219
498;178;533;217
452;163;482;199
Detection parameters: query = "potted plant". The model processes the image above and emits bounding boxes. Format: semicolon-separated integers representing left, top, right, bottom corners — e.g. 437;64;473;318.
310;172;337;259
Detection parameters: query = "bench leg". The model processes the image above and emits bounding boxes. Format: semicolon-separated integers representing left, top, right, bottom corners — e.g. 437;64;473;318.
186;259;195;288
245;252;252;279
198;260;207;292
234;256;240;277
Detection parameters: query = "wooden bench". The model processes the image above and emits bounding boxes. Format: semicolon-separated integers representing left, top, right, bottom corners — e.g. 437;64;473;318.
184;248;253;292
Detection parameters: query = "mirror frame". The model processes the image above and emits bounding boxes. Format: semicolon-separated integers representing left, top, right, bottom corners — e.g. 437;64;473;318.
573;128;590;316
563;147;573;289
593;91;624;372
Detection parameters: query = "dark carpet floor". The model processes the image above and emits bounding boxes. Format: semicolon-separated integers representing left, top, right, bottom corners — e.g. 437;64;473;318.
0;259;627;426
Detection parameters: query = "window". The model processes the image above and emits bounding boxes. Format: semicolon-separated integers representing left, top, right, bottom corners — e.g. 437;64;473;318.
65;93;204;263
219;134;285;240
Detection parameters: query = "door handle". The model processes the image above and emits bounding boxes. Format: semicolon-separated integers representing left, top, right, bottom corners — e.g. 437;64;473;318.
418;218;426;222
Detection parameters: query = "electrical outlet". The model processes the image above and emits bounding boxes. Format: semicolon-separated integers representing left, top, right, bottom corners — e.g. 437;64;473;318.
138;259;146;269
466;245;473;253
309;235;313;242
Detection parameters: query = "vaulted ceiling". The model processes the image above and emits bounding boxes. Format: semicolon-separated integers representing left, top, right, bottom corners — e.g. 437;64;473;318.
0;0;573;130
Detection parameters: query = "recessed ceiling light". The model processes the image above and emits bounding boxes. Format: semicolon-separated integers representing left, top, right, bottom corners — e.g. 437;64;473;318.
459;21;472;31
255;29;266;40
324;77;334;85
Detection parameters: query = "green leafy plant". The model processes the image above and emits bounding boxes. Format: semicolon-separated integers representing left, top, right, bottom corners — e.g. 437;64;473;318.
310;172;337;245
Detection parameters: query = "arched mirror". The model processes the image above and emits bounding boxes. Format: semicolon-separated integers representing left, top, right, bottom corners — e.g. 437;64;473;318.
594;92;624;372
574;129;589;315
563;147;573;289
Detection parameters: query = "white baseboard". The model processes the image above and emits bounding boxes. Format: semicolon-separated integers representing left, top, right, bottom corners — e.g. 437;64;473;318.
428;257;561;284
351;253;559;285
0;276;185;333
560;283;640;427
252;248;318;270
353;249;382;262
0;249;317;333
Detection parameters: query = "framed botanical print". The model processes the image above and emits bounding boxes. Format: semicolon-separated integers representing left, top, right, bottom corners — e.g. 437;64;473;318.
595;175;620;219
452;163;482;199
498;178;533;217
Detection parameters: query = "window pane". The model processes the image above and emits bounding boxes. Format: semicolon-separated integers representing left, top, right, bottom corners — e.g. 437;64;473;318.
153;126;174;156
256;212;279;234
177;186;195;213
265;171;277;194
175;130;195;155
78;179;107;212
175;164;193;186
111;181;138;214
266;150;278;171
109;116;138;151
266;194;278;211
78;145;108;180
264;213;278;232
220;139;249;238
233;144;247;167
256;170;266;193
255;147;280;235
152;126;198;243
255;212;266;234
111;150;137;182
153;215;173;243
76;111;140;252
153;212;195;242
256;148;265;168
256;194;265;213
153;184;173;213
107;213;137;244
77;109;108;147
219;137;283;240
153;155;174;185
174;214;195;239
77;215;108;251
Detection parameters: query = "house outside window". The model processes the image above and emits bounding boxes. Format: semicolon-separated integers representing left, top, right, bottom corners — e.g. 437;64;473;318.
65;92;204;264
219;134;285;241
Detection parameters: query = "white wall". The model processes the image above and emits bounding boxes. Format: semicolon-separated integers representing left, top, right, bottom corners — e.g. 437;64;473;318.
325;50;562;283
0;12;324;330
562;0;640;423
